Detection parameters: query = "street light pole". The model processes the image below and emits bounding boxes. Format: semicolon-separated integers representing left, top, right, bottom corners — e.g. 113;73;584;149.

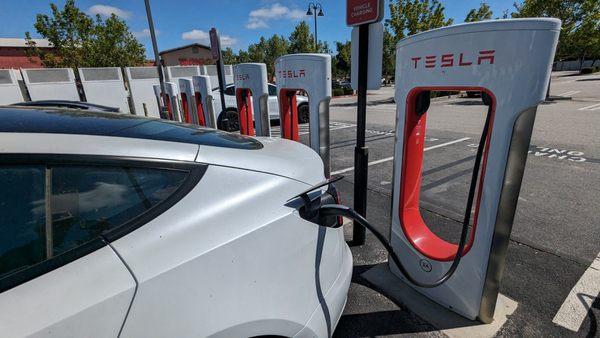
306;3;324;51
144;0;168;118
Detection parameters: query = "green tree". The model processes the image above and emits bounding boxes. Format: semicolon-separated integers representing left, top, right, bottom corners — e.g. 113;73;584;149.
25;0;145;68
465;2;493;22
384;0;453;76
236;50;251;63
288;21;316;54
265;35;290;77
247;36;268;63
221;47;238;64
84;14;146;67
332;41;351;78
386;0;454;41
382;28;396;78
512;0;600;65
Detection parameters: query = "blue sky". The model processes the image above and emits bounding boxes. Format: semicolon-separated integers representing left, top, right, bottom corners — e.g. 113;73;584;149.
0;0;517;57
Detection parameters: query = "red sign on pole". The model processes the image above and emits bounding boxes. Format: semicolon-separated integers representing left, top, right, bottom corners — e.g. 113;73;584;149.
346;0;383;26
209;28;221;60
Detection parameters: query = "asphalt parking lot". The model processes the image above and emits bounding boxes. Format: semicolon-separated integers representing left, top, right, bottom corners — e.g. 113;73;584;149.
277;71;600;337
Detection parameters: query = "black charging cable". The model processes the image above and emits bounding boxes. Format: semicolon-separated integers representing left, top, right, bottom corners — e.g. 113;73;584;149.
318;92;493;288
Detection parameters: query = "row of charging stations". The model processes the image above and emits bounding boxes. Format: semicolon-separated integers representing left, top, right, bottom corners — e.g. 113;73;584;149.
227;56;332;177
153;82;180;121
178;76;217;127
150;76;217;128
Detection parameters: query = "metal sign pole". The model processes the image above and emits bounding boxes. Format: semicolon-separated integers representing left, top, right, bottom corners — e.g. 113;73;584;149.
347;0;383;245
210;28;227;118
144;0;168;118
353;23;369;245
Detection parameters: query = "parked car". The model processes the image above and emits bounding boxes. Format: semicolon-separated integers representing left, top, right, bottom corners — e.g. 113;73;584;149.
332;79;351;89
213;83;310;131
0;107;351;337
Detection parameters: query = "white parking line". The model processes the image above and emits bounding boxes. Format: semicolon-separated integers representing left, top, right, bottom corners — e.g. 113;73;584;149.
552;252;600;332
330;137;470;176
558;90;580;96
578;103;600;111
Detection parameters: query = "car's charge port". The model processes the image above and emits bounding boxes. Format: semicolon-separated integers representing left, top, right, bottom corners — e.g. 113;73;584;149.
288;179;343;228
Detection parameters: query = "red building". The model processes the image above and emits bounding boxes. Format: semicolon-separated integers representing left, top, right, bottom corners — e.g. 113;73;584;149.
0;38;53;69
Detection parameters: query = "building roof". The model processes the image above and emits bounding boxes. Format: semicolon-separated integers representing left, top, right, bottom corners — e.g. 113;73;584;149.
0;108;262;150
0;38;52;48
159;43;210;55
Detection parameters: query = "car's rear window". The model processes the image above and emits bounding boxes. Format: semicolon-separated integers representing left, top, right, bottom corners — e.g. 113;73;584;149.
0;108;262;150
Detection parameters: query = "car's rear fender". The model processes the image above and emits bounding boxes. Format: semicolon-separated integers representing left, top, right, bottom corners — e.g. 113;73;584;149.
113;165;348;337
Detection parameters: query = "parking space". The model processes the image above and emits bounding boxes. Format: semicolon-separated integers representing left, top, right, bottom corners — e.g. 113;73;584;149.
290;72;599;336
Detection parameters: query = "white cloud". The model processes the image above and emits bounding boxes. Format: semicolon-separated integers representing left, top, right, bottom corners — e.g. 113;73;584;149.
181;29;237;47
88;4;131;19
133;28;158;39
246;3;305;29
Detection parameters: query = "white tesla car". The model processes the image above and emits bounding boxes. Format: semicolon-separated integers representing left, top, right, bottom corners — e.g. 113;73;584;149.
0;107;352;337
213;83;310;131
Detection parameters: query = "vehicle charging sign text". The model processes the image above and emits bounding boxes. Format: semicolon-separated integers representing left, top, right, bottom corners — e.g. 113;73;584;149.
347;0;383;26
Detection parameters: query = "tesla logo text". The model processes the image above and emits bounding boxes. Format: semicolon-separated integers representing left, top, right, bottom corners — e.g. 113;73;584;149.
235;74;249;81
410;50;495;69
278;69;306;78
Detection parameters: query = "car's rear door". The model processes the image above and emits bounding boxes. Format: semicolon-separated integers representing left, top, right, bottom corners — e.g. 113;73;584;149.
0;158;200;337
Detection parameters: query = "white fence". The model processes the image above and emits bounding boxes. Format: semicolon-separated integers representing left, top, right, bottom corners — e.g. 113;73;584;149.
21;68;79;101
1;64;233;115
79;67;129;113
124;67;160;117
0;69;25;105
206;65;233;88
165;65;204;82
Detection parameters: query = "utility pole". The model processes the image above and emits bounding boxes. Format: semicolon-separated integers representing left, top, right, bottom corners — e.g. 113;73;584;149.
144;0;168;118
209;28;227;124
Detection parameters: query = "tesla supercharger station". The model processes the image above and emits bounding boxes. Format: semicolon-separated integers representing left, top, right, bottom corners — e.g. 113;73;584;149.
153;82;181;122
192;75;217;128
178;78;198;124
233;63;270;136
275;54;332;176
389;19;560;323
